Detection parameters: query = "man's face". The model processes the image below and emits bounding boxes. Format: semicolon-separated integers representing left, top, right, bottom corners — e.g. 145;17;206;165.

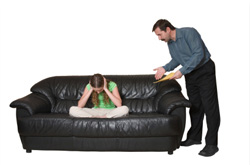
154;27;171;42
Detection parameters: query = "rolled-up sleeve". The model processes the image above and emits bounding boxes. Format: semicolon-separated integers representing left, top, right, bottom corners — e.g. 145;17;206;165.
163;58;180;72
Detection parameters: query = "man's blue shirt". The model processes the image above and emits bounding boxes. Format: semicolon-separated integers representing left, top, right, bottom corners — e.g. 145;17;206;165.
163;28;211;75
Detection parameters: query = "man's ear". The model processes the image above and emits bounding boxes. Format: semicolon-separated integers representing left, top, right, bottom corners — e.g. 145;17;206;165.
166;27;171;33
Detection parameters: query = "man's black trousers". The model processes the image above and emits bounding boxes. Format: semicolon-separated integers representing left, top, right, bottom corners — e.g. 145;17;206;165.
184;59;220;146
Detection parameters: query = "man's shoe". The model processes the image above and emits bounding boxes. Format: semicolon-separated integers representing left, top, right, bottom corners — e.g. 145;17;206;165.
181;139;201;146
199;145;219;157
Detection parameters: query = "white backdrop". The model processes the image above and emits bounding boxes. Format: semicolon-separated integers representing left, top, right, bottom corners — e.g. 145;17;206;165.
0;0;249;165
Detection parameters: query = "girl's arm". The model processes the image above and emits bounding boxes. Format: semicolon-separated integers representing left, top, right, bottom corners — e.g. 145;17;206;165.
78;86;93;108
103;78;122;107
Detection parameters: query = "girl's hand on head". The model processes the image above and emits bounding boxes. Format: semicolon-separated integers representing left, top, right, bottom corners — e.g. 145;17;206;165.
103;77;108;90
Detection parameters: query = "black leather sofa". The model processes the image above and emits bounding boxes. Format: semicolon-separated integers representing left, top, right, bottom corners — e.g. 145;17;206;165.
10;75;191;154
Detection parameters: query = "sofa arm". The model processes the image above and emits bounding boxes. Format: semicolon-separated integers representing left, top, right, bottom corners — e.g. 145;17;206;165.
157;91;191;115
10;93;51;116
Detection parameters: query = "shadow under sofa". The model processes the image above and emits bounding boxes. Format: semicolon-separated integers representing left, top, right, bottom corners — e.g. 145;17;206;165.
10;74;191;154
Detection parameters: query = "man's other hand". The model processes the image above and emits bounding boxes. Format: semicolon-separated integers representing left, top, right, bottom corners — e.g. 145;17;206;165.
170;70;183;80
153;67;166;80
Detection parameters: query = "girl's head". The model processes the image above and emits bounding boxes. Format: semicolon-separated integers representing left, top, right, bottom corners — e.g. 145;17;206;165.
89;73;110;107
90;73;104;94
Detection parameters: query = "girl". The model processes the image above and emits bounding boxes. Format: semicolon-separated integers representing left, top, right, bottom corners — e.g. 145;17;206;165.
69;73;129;118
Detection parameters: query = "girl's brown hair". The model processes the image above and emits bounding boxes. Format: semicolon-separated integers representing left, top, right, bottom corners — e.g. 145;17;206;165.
90;74;110;107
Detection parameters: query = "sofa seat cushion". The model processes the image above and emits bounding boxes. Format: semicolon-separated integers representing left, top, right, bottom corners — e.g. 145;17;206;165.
18;113;181;138
73;113;182;137
17;114;73;136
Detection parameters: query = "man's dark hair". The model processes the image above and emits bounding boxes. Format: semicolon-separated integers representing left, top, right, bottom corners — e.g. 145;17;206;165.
152;19;176;32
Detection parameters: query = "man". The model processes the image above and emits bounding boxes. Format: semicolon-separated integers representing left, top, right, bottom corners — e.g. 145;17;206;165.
152;19;220;157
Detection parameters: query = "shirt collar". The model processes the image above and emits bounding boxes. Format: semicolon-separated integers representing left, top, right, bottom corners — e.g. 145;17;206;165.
168;28;182;43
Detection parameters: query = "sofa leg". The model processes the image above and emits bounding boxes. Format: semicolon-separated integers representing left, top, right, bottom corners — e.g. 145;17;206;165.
26;149;32;153
168;151;173;155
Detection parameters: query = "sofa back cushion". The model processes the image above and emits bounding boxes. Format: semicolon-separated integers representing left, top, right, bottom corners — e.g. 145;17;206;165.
31;75;181;114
